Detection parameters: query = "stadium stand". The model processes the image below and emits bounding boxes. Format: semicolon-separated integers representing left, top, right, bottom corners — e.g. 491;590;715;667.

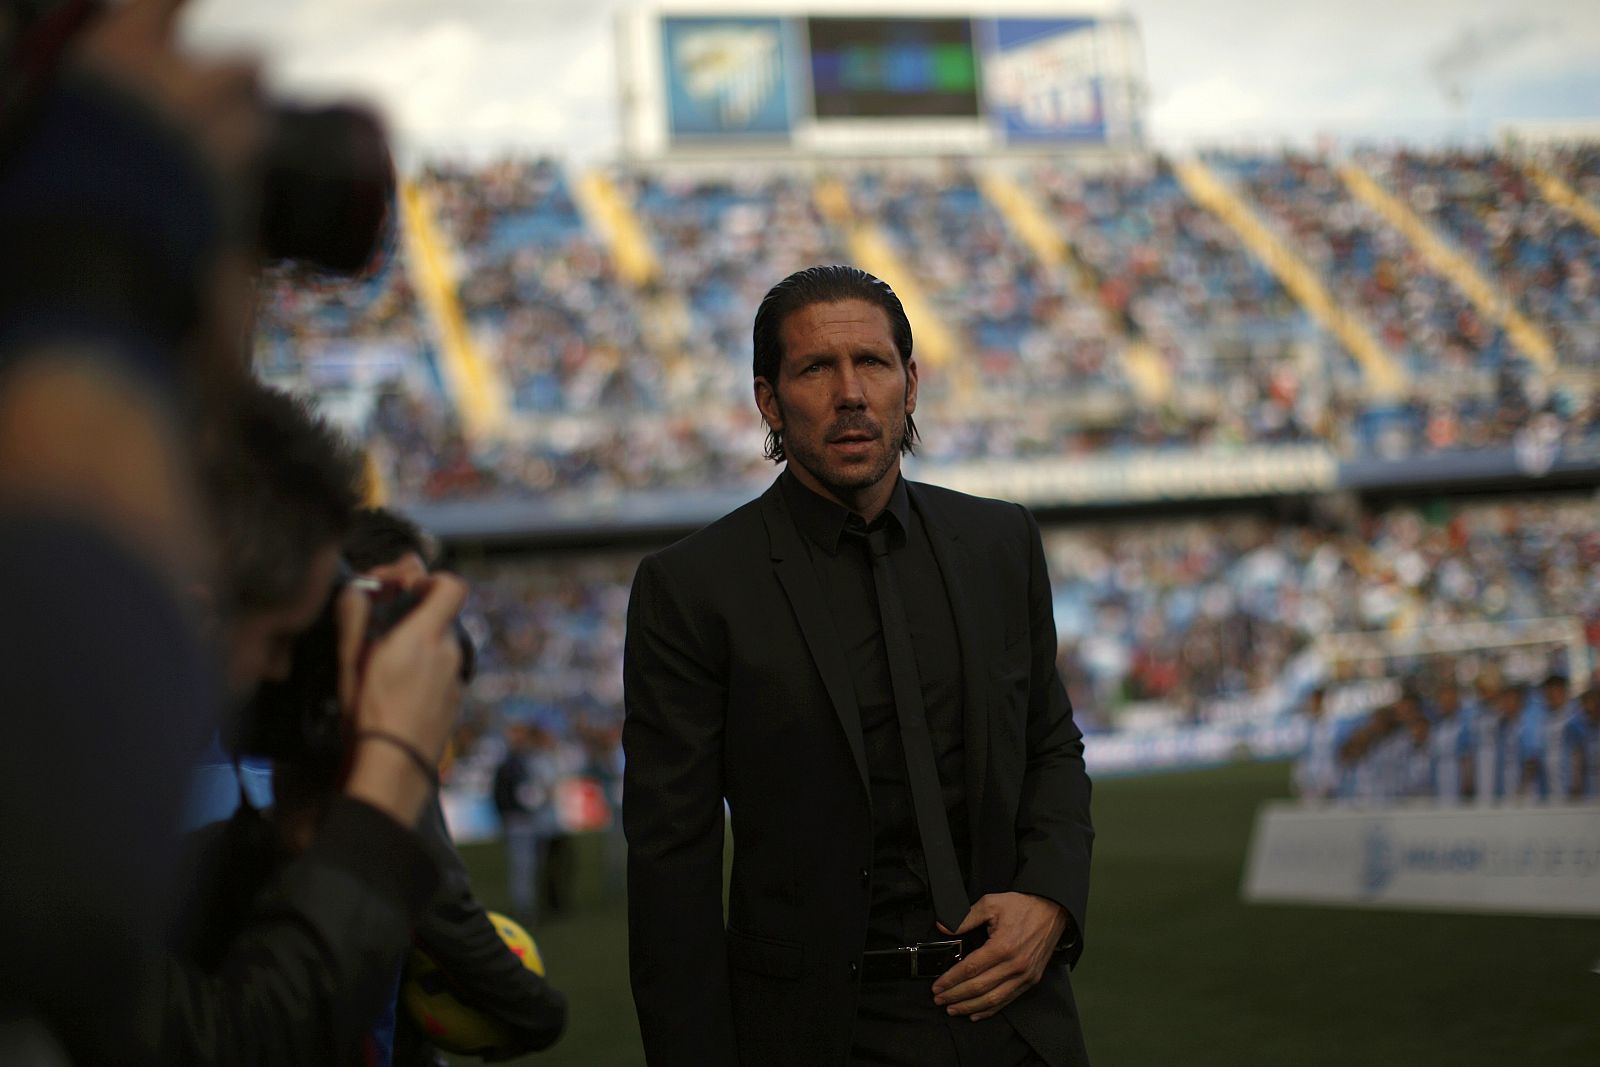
1037;158;1329;407
1370;149;1600;369
420;159;660;419
261;148;1600;498
1213;151;1522;383
257;150;1600;778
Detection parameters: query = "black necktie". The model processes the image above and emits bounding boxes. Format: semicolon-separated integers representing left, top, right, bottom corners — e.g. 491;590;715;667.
858;523;969;931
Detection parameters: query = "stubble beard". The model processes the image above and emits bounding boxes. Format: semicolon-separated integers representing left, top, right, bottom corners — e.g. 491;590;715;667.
783;404;907;502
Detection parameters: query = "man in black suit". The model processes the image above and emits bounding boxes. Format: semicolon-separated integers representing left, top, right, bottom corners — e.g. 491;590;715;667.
623;265;1093;1067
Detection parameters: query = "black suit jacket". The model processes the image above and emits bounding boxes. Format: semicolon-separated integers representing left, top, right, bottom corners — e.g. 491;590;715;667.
623;477;1093;1067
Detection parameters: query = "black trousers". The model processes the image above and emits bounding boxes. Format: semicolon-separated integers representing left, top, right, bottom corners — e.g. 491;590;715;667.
849;978;1046;1067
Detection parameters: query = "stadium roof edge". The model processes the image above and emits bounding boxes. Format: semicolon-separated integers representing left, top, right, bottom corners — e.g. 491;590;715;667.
406;445;1600;550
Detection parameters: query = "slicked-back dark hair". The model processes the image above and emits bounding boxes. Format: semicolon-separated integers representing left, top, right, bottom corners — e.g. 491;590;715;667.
343;506;435;572
752;264;918;463
202;380;365;613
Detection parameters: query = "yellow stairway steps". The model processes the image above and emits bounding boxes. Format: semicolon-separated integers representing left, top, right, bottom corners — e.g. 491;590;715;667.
1340;161;1554;370
571;169;697;388
571;170;660;288
398;179;508;439
978;170;1171;406
1525;162;1600;241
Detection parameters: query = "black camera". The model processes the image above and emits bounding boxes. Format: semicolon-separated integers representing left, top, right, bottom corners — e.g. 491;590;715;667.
230;572;476;775
1;0;395;276
258;102;395;275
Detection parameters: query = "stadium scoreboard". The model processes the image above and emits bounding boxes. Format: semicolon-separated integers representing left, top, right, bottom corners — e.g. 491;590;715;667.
619;3;1145;157
807;18;980;119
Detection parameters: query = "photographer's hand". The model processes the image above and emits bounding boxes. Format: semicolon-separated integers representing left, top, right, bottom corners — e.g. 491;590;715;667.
338;575;467;828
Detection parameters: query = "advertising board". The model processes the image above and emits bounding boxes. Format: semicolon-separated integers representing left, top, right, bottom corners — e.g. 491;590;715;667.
980;18;1106;142
1243;802;1600;916
663;16;794;140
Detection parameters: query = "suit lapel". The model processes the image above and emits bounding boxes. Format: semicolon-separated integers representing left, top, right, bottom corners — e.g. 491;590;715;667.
760;485;872;799
910;484;990;862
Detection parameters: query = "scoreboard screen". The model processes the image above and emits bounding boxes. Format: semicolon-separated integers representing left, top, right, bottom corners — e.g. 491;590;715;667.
807;17;980;119
622;8;1144;153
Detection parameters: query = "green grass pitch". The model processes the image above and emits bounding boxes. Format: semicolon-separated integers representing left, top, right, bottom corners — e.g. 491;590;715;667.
449;759;1599;1065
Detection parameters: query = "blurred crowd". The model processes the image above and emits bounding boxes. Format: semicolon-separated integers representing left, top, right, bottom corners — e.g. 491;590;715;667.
1371;148;1600;369
424;159;660;416
254;147;1600;502
445;495;1600;769
1048;495;1600;731
1218;151;1518;381
630;170;848;405
1039;158;1337;436
1548;144;1600;202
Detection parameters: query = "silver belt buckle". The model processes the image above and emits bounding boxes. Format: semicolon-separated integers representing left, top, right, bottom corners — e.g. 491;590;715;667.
911;938;964;977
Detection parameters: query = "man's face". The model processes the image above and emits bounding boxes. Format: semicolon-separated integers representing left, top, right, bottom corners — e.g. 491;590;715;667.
755;299;917;512
224;545;341;699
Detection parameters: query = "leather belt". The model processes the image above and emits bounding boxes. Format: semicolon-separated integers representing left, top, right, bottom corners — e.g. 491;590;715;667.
859;938;965;981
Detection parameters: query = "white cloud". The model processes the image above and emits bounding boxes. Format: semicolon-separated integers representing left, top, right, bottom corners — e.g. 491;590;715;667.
185;0;1600;157
1131;0;1600;145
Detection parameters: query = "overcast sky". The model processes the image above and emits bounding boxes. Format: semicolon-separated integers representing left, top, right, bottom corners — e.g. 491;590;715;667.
185;0;1600;161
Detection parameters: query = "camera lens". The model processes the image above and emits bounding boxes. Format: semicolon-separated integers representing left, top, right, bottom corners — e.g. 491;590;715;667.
258;103;394;276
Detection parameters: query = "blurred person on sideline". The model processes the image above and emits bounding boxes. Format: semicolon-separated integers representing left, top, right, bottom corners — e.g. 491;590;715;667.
341;506;568;1065
1426;677;1475;805
1460;666;1506;801
1532;673;1572;801
1338;704;1400;804
1387;689;1431;801
624;265;1093;1067
493;722;561;927
1559;686;1599;801
581;718;627;897
1292;687;1339;803
1396;705;1434;800
1476;683;1542;803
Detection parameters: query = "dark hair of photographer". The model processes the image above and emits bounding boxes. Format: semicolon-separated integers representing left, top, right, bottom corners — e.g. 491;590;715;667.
197;379;367;704
343;506;434;575
203;382;365;615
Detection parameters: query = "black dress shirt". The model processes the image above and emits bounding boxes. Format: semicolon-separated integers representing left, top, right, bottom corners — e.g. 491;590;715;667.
779;470;967;947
